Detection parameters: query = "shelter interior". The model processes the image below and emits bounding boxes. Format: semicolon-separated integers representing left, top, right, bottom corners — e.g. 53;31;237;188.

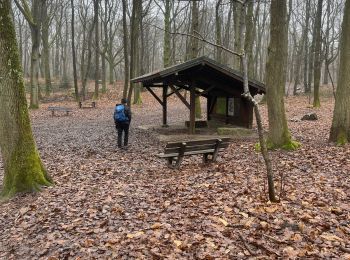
131;56;266;134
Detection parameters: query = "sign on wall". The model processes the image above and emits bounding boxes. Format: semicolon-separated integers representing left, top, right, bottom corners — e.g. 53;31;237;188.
228;98;234;116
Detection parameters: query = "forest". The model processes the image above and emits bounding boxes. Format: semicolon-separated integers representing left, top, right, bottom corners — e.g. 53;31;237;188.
0;0;349;259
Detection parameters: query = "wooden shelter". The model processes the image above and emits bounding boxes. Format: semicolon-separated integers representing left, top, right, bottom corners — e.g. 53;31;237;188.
131;56;266;134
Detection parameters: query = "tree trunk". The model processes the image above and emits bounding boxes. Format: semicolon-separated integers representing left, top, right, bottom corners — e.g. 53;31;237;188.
329;0;350;145
307;5;317;94
215;0;222;62
265;0;294;148
71;0;79;101
41;0;52;97
101;54;107;93
128;0;142;105
244;0;254;77
29;25;41;109
0;0;52;198
303;0;311;93
313;0;323;107
163;0;171;67
233;2;242;70
190;1;201;119
239;2;277;202
122;0;129;99
93;0;100;99
15;0;47;109
81;20;95;100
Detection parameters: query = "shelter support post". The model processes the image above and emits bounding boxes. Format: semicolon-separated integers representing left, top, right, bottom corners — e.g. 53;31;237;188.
207;96;212;121
162;86;168;127
189;83;196;134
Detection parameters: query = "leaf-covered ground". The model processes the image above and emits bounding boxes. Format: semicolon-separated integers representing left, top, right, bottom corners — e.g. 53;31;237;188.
0;91;349;259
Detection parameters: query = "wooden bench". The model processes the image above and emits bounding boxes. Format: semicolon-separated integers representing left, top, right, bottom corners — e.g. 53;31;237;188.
158;138;231;169
79;101;96;109
47;106;73;116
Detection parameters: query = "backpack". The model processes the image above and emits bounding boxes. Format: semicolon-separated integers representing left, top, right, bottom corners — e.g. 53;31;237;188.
114;104;129;122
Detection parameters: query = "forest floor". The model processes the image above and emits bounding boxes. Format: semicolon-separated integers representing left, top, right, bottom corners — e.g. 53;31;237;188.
0;88;349;259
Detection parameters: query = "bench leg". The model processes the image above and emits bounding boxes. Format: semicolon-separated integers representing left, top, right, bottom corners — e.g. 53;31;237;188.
51;111;55;116
212;139;222;161
167;157;174;168
174;156;184;169
203;154;209;163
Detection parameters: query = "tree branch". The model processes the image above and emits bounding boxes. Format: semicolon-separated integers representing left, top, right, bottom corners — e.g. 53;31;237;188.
13;0;35;27
150;23;242;57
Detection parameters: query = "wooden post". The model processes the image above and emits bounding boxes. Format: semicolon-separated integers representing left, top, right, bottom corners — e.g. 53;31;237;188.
162;86;168;127
189;83;196;134
207;96;211;121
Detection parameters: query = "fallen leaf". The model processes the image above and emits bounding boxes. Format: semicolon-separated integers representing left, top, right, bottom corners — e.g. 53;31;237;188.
217;217;229;227
239;212;249;218
320;233;343;242
151;223;163;229
127;231;144;239
174;240;182;247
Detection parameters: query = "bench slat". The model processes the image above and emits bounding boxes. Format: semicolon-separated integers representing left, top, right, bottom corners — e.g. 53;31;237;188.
165;138;231;148
158;148;224;158
163;142;229;154
47;107;72;111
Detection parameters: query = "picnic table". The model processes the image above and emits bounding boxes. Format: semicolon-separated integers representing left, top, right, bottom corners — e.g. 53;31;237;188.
47;106;73;116
79;101;96;109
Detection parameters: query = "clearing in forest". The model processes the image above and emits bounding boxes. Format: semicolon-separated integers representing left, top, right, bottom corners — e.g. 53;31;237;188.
0;91;349;259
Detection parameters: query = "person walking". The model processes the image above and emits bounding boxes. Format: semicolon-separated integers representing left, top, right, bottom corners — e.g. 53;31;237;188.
114;98;131;149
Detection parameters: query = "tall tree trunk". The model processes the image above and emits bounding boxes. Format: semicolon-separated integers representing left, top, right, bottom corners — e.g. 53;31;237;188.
233;2;242;70
239;1;277;202
101;55;107;93
61;16;69;88
307;7;317;94
215;0;222;62
0;0;52;198
54;37;60;78
122;0;129;99
329;0;350;145
190;1;201;118
41;0;52;97
71;0;79;101
29;24;41;108
303;0;311;92
163;0;171;67
222;1;232;65
15;0;47;109
93;0;100;99
265;0;294;148
81;15;96;100
244;0;254;77
313;0;323;107
128;0;142;105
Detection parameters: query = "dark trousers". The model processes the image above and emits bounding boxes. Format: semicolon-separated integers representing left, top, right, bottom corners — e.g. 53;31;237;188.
116;122;129;147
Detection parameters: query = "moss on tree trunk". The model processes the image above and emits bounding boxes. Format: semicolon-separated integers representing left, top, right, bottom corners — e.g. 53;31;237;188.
0;0;53;199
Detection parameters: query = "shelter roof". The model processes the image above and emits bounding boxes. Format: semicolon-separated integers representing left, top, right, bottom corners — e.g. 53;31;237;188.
131;56;266;95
